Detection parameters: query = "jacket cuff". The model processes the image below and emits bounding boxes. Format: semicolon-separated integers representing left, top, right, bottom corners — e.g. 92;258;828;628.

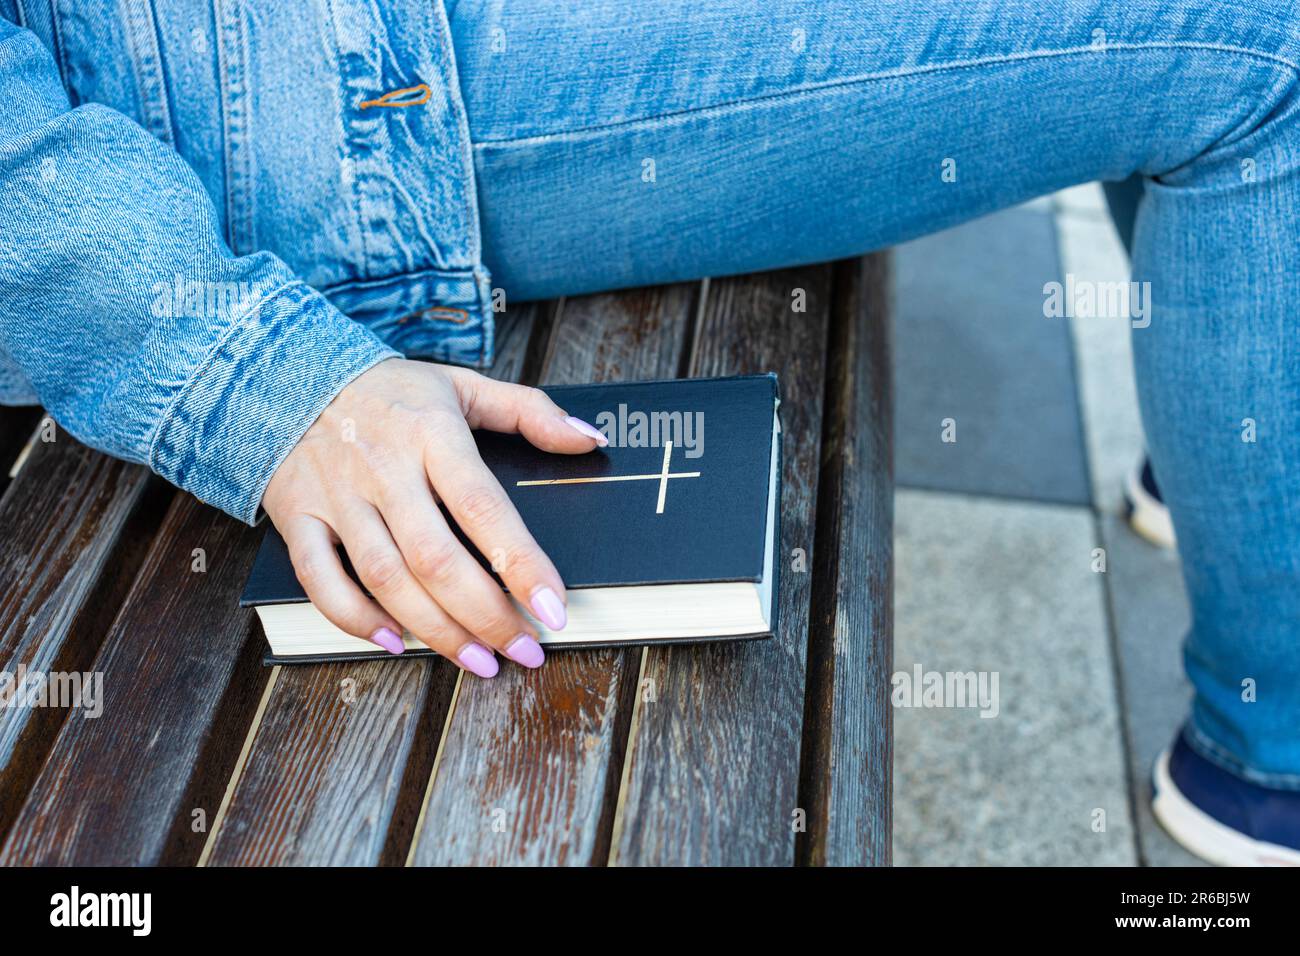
149;280;399;524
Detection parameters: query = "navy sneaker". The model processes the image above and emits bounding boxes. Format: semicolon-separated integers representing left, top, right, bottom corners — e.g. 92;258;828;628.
1153;727;1300;866
1124;455;1175;549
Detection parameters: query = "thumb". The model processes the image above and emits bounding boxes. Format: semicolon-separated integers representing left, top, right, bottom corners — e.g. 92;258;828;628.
451;369;608;454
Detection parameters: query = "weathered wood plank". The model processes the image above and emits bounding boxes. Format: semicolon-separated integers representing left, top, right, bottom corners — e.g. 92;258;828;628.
203;658;451;866
0;426;166;846
0;491;268;865
611;265;833;866
408;284;698;866
203;305;544;866
798;255;893;866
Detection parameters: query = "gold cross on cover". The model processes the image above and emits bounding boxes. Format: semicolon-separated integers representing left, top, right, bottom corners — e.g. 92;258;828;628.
516;441;701;514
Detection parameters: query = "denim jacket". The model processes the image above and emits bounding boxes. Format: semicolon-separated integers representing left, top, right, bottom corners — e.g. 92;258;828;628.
0;1;492;523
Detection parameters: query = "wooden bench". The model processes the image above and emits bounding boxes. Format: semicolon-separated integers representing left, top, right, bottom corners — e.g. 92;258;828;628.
0;256;892;867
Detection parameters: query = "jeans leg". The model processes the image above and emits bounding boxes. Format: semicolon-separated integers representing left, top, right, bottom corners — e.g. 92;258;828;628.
448;1;1300;781
1131;95;1300;787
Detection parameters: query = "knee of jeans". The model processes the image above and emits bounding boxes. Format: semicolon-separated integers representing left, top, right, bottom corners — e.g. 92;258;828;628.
1221;59;1300;174
1139;52;1300;186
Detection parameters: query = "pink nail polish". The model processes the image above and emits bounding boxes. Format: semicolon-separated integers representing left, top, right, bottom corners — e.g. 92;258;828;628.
530;586;567;631
564;416;608;446
370;627;405;655
457;642;499;678
504;633;545;668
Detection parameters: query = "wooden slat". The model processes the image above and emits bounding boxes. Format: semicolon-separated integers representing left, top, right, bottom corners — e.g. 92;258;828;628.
203;658;451;866
611;265;833;865
798;255;893;866
203;305;544;866
408;284;698;866
0;491;268;865
0;426;165;846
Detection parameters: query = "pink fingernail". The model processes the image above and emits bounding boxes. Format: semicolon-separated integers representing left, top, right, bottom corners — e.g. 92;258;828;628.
530;586;567;631
505;633;545;668
564;416;608;446
457;642;499;678
369;627;404;655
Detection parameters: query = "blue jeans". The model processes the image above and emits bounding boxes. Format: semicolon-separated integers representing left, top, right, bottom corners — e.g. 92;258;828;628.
446;1;1300;784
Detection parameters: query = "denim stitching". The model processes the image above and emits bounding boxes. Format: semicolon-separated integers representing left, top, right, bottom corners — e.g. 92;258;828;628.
358;83;432;109
321;263;483;296
430;0;492;364
121;0;176;146
323;0;373;274
43;0;70;100
473;42;1300;150
146;277;304;471
214;0;253;254
1186;721;1300;790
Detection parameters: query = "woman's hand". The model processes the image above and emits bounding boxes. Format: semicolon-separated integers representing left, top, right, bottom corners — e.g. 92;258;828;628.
260;357;607;677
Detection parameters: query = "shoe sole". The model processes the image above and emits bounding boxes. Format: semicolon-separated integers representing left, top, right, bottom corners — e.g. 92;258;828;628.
1124;468;1176;550
1152;749;1300;866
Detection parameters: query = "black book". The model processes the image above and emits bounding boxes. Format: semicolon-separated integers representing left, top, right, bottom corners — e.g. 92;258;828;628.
240;374;782;662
